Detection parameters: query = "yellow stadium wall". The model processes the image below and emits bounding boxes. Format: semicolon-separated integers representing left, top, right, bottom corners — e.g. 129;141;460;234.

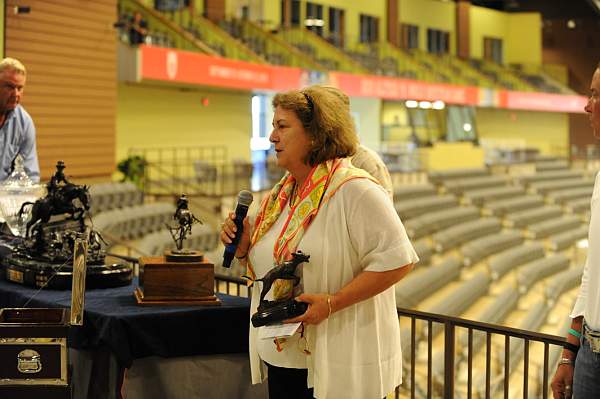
230;0;386;43
225;0;280;29
469;6;507;60
116;83;252;165
506;13;541;65
469;6;541;65
321;0;386;44
476;108;569;156
399;0;456;54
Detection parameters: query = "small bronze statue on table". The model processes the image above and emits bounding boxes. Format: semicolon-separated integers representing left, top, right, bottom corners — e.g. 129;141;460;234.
251;251;310;327
165;194;203;261
135;193;219;305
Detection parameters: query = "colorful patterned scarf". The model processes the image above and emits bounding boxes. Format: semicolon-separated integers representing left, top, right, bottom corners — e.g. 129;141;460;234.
246;158;376;299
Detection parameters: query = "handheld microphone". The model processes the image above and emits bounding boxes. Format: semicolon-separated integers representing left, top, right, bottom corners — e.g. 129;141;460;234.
222;190;253;268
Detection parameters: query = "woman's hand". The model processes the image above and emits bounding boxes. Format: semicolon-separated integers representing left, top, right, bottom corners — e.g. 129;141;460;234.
551;363;574;399
284;293;331;326
219;212;251;259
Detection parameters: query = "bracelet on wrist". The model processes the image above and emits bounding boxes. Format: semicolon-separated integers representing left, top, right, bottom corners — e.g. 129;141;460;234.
558;357;574;366
326;295;333;318
235;252;248;260
568;328;582;339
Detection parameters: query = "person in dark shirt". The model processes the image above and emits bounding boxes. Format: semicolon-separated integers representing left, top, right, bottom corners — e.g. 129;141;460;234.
129;11;148;45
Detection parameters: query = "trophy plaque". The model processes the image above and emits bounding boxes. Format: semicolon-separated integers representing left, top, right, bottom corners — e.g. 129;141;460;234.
134;194;220;306
0;160;132;289
0;236;88;398
251;251;310;327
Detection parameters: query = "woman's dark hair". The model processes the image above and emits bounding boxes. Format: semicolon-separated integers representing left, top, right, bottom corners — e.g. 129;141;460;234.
272;85;358;166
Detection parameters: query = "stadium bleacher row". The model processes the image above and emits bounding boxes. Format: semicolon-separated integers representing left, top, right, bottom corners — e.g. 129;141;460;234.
389;159;590;396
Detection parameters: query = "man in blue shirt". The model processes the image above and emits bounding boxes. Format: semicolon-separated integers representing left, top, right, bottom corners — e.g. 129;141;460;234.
0;57;39;182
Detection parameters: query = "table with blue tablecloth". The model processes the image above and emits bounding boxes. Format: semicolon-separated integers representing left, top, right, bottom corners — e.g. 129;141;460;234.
0;276;267;399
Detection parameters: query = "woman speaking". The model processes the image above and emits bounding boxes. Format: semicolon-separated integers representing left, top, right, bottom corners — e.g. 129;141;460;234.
221;85;418;399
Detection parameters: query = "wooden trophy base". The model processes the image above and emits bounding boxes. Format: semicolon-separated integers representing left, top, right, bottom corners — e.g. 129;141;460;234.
135;252;220;306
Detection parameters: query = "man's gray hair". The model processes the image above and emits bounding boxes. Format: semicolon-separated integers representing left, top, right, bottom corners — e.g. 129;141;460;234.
0;58;26;75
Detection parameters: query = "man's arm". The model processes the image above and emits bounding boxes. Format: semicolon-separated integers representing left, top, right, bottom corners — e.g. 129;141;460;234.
20;116;40;182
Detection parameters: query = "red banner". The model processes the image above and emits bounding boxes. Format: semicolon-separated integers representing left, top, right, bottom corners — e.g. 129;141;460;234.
138;45;588;114
498;90;587;114
140;45;303;91
329;72;480;105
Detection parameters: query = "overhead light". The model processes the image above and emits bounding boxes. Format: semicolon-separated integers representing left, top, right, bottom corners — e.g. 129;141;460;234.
567;19;576;29
463;123;472;132
405;100;418;108
305;18;324;27
433;100;446;110
419;101;432;109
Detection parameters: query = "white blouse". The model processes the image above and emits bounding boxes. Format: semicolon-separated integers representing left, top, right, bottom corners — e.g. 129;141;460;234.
247;178;419;398
571;171;600;330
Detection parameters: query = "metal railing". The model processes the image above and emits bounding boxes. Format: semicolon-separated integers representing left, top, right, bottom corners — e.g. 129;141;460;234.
119;0;217;54
397;307;567;399
208;275;569;398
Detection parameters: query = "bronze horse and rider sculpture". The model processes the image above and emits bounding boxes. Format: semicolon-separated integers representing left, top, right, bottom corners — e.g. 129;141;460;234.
5;161;133;289
167;194;203;252
18;161;91;239
19;182;90;239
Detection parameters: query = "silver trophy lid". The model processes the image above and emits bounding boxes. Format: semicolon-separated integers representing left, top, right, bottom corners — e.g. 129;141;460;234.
0;155;46;235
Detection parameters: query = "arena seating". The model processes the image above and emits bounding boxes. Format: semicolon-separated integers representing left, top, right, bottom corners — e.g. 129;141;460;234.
503;206;563;228
516;254;570;294
395;194;459;220
534;161;569;172
428;168;489;185
565;197;591;215
431;286;520;382
404;206;480;239
460;231;523;267
547;186;594;205
431;218;502;252
525;215;582;239
411;240;433;266
488;243;545;280
515;170;584;186
545;265;585;305
528;178;594;195
393;183;437;200
92;202;175;240
424;271;490;335
481;195;544;217
474;301;550;397
395;256;462;308
441;175;508;195
548;226;589;251
89;182;144;214
461;186;526;207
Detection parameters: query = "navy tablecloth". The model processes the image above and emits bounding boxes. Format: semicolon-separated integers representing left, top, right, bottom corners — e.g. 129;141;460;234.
0;277;251;368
